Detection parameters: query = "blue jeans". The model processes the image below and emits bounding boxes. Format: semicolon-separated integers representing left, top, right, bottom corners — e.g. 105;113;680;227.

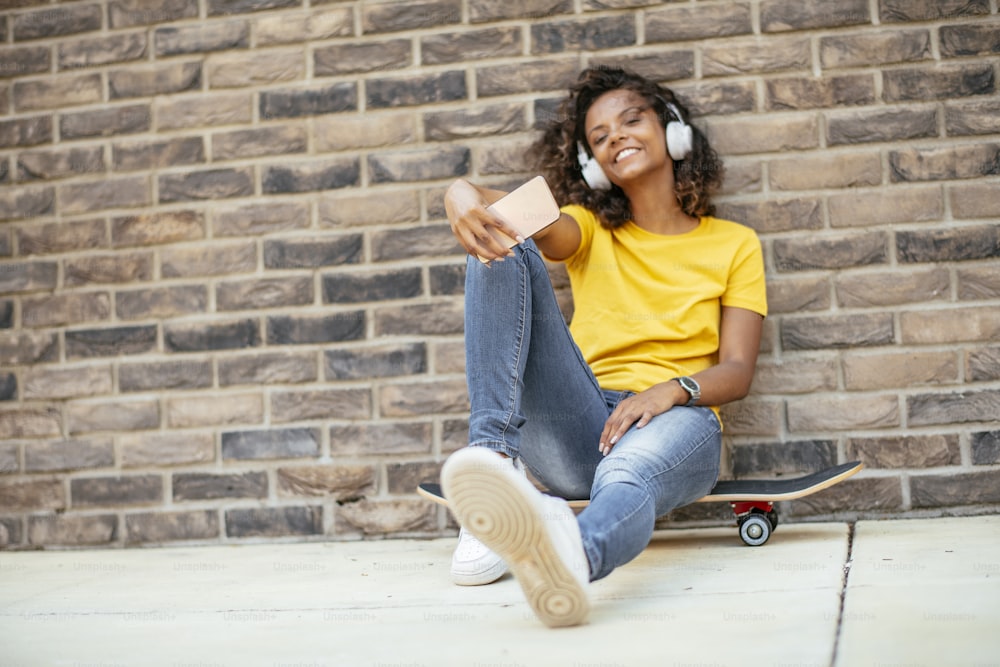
464;242;722;581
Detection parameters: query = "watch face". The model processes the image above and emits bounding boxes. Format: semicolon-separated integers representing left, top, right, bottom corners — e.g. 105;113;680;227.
679;377;696;393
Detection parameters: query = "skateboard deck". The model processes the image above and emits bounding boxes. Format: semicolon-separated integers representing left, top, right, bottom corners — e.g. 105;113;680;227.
418;460;862;546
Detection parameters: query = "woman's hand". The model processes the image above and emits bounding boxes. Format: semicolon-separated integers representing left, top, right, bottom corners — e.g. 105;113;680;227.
444;179;523;263
598;381;687;456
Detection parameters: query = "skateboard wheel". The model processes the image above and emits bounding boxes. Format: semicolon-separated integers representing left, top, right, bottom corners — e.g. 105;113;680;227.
738;514;771;547
766;509;779;531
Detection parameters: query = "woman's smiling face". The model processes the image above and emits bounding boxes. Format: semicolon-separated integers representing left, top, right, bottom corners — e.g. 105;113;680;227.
583;88;669;188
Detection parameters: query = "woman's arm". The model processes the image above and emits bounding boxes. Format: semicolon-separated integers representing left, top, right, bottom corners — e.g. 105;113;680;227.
444;178;580;263
598;306;764;455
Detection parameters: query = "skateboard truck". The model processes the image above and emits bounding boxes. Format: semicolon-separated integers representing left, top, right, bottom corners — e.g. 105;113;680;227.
730;501;779;547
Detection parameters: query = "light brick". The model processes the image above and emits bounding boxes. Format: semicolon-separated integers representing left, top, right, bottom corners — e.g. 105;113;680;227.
900;307;1000;345
23;364;113;400
29;514;116;546
842;350;959;390
254;8;353;45
67;399;159;434
706;114;818;155
787;394;900;432
769;152;882;191
828;186;943;227
25;437;114;473
277;465;376;499
378;378;469;417
314;112;418;152
335;499;436;536
702;37;810;77
820;29;931;69
271;388;371;423
836;267;950;308
167;393;263;428
846;435;960;469
207;49;305;89
155;93;252;130
120;432;215;468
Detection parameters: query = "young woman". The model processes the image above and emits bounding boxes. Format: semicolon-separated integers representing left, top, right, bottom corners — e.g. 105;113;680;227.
440;67;767;627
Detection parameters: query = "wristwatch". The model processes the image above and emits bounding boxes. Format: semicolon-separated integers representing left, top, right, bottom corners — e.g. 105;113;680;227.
676;376;701;407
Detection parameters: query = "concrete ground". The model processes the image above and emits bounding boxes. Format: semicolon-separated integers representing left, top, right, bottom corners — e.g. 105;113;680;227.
1;515;998;667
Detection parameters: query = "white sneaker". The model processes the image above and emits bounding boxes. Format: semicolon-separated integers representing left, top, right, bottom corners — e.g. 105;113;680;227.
442;447;590;628
449;454;525;586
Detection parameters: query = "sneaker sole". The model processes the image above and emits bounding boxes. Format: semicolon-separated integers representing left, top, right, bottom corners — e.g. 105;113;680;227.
442;448;589;628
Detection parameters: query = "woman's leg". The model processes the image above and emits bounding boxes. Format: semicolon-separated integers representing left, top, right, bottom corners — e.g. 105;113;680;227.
463;241;606;497
577;406;722;581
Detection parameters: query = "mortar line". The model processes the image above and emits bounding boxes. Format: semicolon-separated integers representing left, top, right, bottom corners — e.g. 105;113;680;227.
829;521;857;667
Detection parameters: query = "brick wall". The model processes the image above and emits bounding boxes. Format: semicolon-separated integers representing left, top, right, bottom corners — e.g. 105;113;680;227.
0;0;998;549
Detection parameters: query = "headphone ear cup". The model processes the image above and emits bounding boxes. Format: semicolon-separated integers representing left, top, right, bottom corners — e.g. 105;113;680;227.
576;142;612;190
666;121;693;161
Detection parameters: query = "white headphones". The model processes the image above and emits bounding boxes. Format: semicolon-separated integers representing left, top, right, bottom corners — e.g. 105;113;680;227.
576;101;693;191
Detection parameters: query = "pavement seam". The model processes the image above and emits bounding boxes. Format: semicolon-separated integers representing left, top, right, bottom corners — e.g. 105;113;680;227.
828;521;856;667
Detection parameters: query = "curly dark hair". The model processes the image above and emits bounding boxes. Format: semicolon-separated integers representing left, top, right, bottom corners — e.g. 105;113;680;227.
529;66;724;229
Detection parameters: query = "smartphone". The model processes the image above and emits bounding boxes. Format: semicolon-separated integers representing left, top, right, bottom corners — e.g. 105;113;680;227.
477;176;560;263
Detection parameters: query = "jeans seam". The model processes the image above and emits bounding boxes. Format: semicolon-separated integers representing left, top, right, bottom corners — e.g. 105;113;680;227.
498;252;529;446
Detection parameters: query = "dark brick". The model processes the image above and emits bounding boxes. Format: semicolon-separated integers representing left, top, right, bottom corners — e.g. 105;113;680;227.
25;437;115;473
367;70;466;109
0;116;52;148
273;388;371;423
17;146;105;182
222;427;320;460
646;3;752;43
12;3;102;41
881;0;989;22
158;167;253;202
362;0;461;33
773;232;888;271
907;389;1000;426
173;471;268;501
225;506;322;539
371;225;462;262
890;144;1000;182
28;514;117;547
788;476;904;515
207;0;298;16
22;292;111;328
216;276;313;311
421;27;521;65
323;267;422;304
820;30;931;69
263;235;362;269
387;460;441;495
716;198;822;234
827;107;937;145
154;21;249;56
218;351;316;386
71;475;162;507
325;342;427;380
116;285;208;320
369;146;469;183
967;345;1000;381
429;264;465;295
731;440;837;477
64;252;153;286
266;312;366;345
424;103;526;141
164;318;260;352
846;435;960;469
65;325;158;359
0;406;62;440
767;74;875;110
0;372;16;401
477;58;579;97
125;510;219;544
0;516;23;547
781;313;895;350
262;159;360;193
0;261;57;293
703;36;811;77
469;0;572;22
375;301;465;336
109;0;199;28
897;225;1000;263
911;469;1000;508
110;62;202;100
972;430;1000;465
259;82;357;119
314;39;412;76
0;185;53;221
940;23;1000;57
59;104;151;139
883;64;994;102
113;137;205;171
58;32;147;69
761;0;869;32
211;125;307;160
0;46;50;78
530;15;635;54
119;359;212;392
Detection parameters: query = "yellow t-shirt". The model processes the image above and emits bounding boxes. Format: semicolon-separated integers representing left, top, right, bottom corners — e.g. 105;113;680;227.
554;205;768;406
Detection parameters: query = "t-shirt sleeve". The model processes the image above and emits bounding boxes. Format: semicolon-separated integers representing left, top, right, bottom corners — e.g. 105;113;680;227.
723;229;768;318
556;204;598;266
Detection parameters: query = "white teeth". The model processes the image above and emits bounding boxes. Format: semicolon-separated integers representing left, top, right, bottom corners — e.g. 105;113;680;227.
615;148;639;163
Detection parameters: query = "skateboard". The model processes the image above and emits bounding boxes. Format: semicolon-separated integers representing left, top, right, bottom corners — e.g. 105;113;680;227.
418;460;863;546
